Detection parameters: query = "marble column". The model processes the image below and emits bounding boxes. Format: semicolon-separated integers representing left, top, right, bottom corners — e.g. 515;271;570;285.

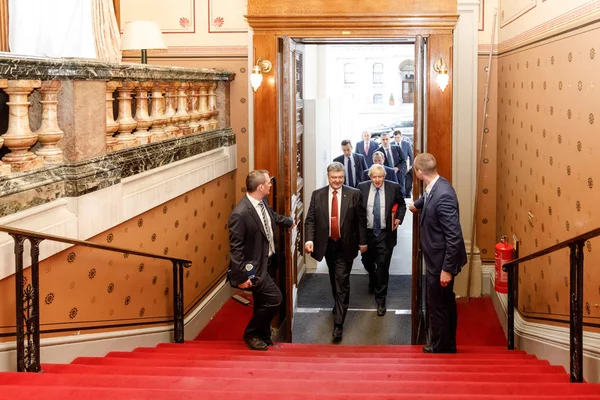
1;79;43;172
207;82;219;130
105;81;121;151
187;82;201;133
174;82;191;135
198;82;210;132
35;81;64;164
149;82;167;142
116;81;139;147
133;81;154;144
162;82;179;137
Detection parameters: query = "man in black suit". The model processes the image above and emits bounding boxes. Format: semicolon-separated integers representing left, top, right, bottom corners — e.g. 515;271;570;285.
228;170;294;351
409;153;467;354
393;130;414;198
304;162;368;340
333;139;368;188
361;151;398;183
376;131;406;195
356;131;380;168
358;164;406;316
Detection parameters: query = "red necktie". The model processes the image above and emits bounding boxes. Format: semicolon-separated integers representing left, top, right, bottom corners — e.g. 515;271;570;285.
330;190;340;241
364;142;368;155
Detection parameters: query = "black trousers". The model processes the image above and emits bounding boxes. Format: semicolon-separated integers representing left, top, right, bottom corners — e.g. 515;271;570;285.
426;270;457;352
244;256;282;340
324;238;353;326
404;170;413;198
361;229;393;306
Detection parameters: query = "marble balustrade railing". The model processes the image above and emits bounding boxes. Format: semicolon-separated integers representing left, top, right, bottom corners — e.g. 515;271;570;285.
0;55;234;176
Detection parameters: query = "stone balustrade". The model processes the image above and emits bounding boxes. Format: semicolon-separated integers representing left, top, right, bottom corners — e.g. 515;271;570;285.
0;55;234;176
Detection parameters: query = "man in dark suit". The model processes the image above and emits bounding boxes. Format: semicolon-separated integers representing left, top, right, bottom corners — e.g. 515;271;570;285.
361;151;398;183
358;164;406;316
333;139;368;188
304;162;368;340
376;131;406;195
409;153;467;354
356;131;380;168
393;130;414;198
228;170;294;351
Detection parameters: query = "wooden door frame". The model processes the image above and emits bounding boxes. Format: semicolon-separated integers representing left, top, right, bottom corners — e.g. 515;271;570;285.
248;0;458;343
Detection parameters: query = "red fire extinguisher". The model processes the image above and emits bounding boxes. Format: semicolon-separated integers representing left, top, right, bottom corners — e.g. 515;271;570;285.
494;235;513;294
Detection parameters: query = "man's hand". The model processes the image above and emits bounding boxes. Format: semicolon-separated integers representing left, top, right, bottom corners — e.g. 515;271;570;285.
237;279;253;290
392;219;401;230
359;245;368;253
440;270;453;287
305;242;314;254
393;167;399;173
408;203;417;213
288;221;297;232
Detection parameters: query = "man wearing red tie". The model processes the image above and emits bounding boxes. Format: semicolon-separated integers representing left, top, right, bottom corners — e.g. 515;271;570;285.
304;162;368;341
356;131;380;168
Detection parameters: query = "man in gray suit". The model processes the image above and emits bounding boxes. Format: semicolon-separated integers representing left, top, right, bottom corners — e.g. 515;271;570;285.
304;162;368;340
358;164;406;316
409;153;467;354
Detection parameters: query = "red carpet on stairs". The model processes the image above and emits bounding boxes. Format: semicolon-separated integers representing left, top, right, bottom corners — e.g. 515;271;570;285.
1;342;600;399
2;297;599;399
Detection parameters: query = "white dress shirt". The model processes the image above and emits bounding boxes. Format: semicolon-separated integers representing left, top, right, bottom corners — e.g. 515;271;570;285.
366;184;386;230
246;194;274;256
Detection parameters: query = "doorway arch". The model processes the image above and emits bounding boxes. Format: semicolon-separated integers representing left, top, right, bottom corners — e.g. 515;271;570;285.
247;0;459;344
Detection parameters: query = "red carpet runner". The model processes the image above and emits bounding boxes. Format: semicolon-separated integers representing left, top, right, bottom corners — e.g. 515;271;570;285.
1;341;600;399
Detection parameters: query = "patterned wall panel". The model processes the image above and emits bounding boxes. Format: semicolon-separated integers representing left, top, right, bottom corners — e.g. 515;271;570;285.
497;22;600;328
0;173;236;341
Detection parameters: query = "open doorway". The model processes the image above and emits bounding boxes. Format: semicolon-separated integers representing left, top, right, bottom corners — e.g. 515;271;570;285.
294;43;419;345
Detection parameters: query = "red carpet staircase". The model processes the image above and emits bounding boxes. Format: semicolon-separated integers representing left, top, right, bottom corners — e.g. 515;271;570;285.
1;340;600;399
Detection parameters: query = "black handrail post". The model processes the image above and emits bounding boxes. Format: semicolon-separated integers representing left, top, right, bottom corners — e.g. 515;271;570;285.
172;260;185;343
569;242;584;382
10;234;26;372
507;261;514;350
28;238;43;372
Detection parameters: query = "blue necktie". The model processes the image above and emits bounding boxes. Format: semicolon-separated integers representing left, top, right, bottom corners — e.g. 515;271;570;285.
347;157;354;187
424;191;429;207
373;188;381;237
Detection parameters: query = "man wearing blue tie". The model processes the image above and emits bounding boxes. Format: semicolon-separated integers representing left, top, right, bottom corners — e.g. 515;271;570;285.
376;132;406;195
358;164;405;316
333;140;368;188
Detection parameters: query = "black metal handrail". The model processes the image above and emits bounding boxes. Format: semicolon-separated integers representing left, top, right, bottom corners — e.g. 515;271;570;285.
502;226;600;383
0;225;192;373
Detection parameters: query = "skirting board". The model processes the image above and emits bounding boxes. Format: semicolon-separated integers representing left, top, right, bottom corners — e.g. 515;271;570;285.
0;279;233;372
488;272;600;383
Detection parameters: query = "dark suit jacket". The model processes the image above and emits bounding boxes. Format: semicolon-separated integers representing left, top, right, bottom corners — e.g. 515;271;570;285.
333;153;368;187
304;185;367;262
356;140;380;167
361;166;398;183
376;145;407;177
228;195;293;286
414;177;467;276
397;139;414;172
357;180;406;247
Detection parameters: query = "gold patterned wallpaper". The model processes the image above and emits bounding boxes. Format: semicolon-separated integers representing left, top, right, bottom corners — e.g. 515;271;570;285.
0;172;236;342
496;21;600;329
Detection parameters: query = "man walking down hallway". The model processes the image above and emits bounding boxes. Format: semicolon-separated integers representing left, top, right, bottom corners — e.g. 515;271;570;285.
304;162;368;341
358;164;406;316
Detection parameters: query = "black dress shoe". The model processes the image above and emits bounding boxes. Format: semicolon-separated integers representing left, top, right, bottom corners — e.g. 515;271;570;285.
244;336;268;351
422;345;434;353
376;304;386;316
422;344;457;354
332;325;343;341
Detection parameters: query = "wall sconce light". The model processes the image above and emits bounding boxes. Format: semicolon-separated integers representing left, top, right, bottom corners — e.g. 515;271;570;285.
250;57;272;92
433;58;449;92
